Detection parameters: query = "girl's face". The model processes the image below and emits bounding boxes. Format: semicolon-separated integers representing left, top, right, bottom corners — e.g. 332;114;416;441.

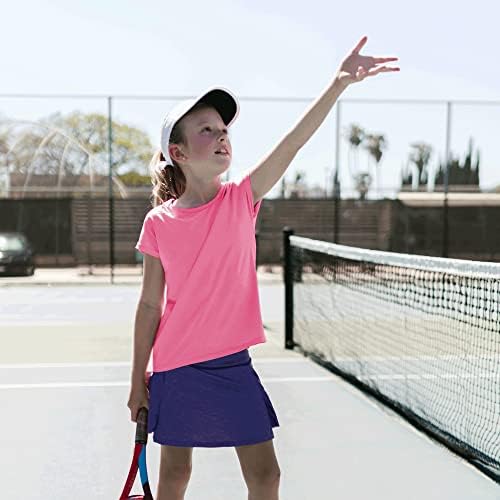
171;107;232;172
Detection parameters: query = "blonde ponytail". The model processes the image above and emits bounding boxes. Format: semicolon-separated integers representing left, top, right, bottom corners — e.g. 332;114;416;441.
149;149;186;207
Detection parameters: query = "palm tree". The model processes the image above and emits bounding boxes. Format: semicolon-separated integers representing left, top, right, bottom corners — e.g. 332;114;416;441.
345;124;369;199
364;133;387;197
354;172;372;200
345;124;365;176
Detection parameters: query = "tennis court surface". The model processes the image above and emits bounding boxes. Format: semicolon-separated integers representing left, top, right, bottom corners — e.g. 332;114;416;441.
0;273;499;498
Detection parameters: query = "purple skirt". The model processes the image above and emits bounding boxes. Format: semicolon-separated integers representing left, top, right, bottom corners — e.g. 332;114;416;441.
147;348;279;447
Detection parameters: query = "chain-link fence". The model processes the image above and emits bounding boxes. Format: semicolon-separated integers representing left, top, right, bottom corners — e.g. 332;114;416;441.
1;94;499;278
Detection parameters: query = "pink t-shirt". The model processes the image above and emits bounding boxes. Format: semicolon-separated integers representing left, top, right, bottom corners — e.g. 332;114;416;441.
135;171;266;372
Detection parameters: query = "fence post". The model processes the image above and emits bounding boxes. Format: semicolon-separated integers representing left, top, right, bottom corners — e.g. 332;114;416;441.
442;101;452;258
333;100;341;243
107;96;115;283
283;227;294;350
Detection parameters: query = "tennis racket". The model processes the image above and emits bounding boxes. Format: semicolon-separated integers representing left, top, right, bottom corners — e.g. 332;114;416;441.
119;406;154;499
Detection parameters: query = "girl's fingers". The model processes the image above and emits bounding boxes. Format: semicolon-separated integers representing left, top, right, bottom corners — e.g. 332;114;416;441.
352;35;368;54
372;57;399;63
367;66;400;77
369;66;388;75
360;56;398;71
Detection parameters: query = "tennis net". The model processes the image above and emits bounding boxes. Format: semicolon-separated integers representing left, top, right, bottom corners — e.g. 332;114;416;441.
284;232;500;483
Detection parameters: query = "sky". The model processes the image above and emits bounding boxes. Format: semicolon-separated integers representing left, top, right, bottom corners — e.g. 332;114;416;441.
1;0;499;197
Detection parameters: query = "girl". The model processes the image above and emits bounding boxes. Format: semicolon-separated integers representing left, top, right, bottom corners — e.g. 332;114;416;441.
129;36;399;500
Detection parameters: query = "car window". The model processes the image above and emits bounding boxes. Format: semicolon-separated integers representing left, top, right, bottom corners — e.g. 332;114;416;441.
0;235;26;251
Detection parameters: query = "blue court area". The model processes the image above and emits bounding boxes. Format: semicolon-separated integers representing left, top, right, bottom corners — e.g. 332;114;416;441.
0;284;498;499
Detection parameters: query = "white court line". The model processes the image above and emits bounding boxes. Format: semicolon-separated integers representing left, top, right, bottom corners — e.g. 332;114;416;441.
2;371;499;389
0;358;307;369
0;362;132;369
253;358;307;363
0;321;85;326
0;376;334;390
0;381;131;389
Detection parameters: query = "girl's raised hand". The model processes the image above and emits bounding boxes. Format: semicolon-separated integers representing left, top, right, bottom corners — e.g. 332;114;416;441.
335;36;400;87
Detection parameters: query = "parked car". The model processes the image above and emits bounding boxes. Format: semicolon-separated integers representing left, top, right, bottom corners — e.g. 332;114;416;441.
0;232;35;276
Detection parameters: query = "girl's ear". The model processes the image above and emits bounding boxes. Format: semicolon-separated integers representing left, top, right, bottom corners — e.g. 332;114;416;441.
169;144;185;161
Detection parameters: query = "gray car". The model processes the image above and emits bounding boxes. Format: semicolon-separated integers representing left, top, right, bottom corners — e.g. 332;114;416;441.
0;232;35;276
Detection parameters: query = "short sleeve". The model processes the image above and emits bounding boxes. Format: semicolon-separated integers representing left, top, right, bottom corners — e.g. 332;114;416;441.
135;210;160;258
240;171;262;222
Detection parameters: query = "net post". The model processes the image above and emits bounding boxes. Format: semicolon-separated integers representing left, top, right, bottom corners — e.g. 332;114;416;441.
283;227;294;350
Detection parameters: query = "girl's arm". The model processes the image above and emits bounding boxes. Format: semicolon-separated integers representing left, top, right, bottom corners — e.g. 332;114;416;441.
131;254;165;386
249;35;399;204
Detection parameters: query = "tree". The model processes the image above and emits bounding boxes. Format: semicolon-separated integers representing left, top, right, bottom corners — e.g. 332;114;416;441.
353;173;372;200
1;111;155;188
344;124;389;200
280;176;286;198
363;133;387;195
288;170;307;198
401;142;433;190
345;123;372;199
345;123;365;177
434;137;480;187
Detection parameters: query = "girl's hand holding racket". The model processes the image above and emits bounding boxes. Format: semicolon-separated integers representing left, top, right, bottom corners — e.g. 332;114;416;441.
119;406;153;499
335;35;400;87
127;379;150;423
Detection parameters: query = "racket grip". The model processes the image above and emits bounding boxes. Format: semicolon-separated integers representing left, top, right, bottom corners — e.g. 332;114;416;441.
135;406;148;444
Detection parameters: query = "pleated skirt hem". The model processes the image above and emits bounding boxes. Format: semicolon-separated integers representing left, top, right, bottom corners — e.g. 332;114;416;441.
151;432;276;448
147;348;280;448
